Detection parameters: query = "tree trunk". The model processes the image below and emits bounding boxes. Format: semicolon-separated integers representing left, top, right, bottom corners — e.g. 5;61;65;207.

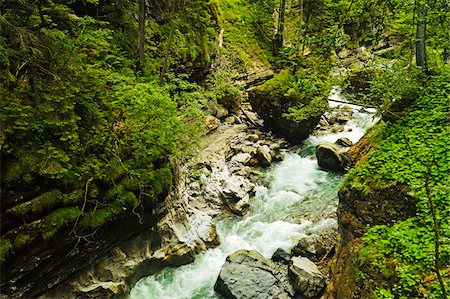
416;4;427;72
273;0;286;54
137;0;145;71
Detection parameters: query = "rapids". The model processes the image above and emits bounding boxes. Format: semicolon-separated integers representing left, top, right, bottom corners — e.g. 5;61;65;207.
130;94;378;299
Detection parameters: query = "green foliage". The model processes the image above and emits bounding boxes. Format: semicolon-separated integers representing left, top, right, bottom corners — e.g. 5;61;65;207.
218;0;275;70
283;69;330;121
258;68;330;122
345;68;450;297
374;288;395;299
78;192;138;231
0;0;210;253
205;69;244;111
343;60;423;109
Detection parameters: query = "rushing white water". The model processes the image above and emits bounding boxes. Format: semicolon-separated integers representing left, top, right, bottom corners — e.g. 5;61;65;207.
131;95;377;299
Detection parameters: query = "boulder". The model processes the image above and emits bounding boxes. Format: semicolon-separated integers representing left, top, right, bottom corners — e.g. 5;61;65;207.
225;116;236;125
231;153;252;165
214;249;294;299
248;74;327;144
335;137;353;147
291;235;326;262
316;141;349;172
271;248;291;265
247;134;260;141
288;256;326;298
208;103;229;119
272;153;284;162
220;180;254;215
257;146;272;167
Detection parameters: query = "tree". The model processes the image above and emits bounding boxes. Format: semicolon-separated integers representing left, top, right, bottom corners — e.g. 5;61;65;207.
274;0;287;54
138;0;146;71
416;3;427;72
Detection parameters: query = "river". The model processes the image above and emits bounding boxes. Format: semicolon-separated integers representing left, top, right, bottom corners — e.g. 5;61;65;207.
130;98;377;299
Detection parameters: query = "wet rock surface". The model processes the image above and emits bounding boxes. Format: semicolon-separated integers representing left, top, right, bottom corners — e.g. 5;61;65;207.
316;141;350;173
214;249;294;299
215;249;327;299
288;256;326;298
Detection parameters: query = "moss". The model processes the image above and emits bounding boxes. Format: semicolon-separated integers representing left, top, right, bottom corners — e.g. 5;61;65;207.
0;239;12;263
7;189;63;218
12;233;32;251
285;96;328;122
62;189;83;206
258;69;293;95
41;207;81;240
219;0;274;71
78;192;138;231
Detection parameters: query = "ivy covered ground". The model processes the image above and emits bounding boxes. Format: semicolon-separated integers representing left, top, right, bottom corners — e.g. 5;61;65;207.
342;68;450;298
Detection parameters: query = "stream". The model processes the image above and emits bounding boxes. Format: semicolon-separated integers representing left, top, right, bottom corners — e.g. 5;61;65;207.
131;98;377;299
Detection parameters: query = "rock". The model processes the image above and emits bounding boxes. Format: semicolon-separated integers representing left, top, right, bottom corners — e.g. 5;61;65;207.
220;178;254;216
257;146;272;167
225;116;236;124
288;256;326;298
248;74;327;144
208;102;229;119
291;235;326;262
335;137;353;147
214;249;294;299
316;141;350;172
336;115;351;124
204;115;220;133
269;143;280;150
216;107;229;119
244;111;259;122
272;153;284;162
231;153;252;165
246;157;259;167
331;123;345;133
231;194;251;216
247;134;259;141
271;248;291;265
240;145;256;155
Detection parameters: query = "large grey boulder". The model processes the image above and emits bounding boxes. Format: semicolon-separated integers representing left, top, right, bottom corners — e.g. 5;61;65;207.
214;249;294;299
288;256;326;298
316;141;350;172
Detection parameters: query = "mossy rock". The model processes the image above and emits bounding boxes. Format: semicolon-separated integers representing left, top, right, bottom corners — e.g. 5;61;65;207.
6;190;64;220
41;207;81;240
249;70;328;143
2;219;46;260
0;239;12;263
78;192;138;231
